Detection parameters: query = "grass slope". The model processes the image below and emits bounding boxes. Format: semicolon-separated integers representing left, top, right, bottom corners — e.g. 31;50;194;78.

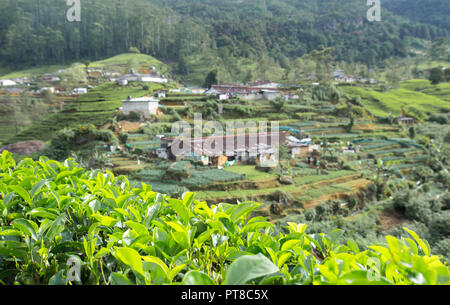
0;53;169;80
341;84;450;117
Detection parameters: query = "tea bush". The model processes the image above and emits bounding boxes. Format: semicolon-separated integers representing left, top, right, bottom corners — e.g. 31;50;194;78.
0;151;448;285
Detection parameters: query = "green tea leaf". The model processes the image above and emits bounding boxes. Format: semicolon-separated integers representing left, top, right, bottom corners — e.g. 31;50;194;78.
45;214;66;242
9;186;32;206
182;271;215;285
109;272;133;285
225;253;279;285
27;208;58;220
115;247;144;276
12;219;38;241
403;227;430;256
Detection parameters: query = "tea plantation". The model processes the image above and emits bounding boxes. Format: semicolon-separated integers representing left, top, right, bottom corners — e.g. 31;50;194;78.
0;151;448;285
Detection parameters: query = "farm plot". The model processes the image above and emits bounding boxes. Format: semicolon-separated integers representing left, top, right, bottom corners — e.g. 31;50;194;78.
109;155;149;174
136;165;246;193
195;170;358;202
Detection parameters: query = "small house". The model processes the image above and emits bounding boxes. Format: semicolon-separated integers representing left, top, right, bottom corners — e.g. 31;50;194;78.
247;80;281;89
156;148;169;160
155;90;167;98
72;88;88;95
0;80;17;87
332;70;346;79
122;96;160;118
396;116;417;125
218;94;229;100
262;90;281;101
42;74;61;82
39;87;56;94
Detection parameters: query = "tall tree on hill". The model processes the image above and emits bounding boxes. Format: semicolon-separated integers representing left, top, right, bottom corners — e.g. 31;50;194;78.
429;38;448;61
203;69;218;88
386;67;402;88
308;47;335;83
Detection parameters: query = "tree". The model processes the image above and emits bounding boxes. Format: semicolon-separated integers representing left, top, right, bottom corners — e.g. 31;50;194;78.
68;63;88;84
270;97;286;112
244;70;254;83
429;67;445;85
386;68;402;88
429;38;448;61
203;69;218;88
128;46;140;54
409;126;416;140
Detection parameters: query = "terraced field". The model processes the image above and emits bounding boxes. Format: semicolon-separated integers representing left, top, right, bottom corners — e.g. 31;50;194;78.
195;170;358;203
341;85;450;117
109;155;149;175
4;82;166;144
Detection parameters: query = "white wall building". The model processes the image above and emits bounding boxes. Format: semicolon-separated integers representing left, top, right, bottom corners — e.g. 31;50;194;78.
139;75;168;83
122;96;160;118
72;88;88;95
0;80;17;87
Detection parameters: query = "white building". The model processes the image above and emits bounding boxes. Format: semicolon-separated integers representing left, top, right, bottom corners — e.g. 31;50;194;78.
139;75;168;83
72;88;88;95
218;94;229;100
42;74;61;82
39;87;56;94
0;80;17;87
122;96;160;118
155;90;167;98
117;70;168;85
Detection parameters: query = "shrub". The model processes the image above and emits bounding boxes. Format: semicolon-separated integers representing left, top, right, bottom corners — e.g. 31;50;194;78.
127;111;142;122
119;133;129;145
429;114;449;125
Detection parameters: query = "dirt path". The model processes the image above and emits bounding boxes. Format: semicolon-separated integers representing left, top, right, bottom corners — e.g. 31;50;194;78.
377;209;411;231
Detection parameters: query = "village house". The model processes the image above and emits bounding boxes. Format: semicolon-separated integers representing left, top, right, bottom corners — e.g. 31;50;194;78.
0;79;17;87
160;131;287;167
205;84;282;101
39;87;57;94
41;74;61;82
287;136;319;159
247;80;282;89
333;70;346;79
117;69;168;85
155;90;167;98
332;70;356;83
396;116;418;125
121;96;160;118
72;88;88;95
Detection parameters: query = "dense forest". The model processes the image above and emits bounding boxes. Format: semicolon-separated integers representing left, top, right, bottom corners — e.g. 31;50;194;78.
384;0;450;32
0;0;448;83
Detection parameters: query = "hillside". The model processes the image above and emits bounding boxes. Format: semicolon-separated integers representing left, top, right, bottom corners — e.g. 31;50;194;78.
340;83;450;118
0;53;172;145
384;0;450;31
0;0;448;85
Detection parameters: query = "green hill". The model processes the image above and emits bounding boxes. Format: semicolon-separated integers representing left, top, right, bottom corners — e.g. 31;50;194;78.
0;0;448;85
